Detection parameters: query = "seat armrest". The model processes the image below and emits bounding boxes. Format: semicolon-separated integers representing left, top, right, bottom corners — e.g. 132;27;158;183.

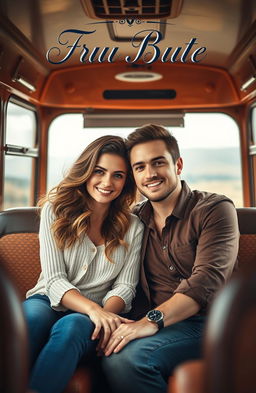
168;360;205;393
64;366;92;393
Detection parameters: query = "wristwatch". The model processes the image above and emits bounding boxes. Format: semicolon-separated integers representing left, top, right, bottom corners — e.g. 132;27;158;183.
146;309;164;330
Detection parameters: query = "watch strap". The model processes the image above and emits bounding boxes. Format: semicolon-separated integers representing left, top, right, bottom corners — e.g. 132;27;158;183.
156;318;164;330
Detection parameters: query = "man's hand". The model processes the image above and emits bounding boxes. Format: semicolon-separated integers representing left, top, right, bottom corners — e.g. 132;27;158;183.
104;317;159;356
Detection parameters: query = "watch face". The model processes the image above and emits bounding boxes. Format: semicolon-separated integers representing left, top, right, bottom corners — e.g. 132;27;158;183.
148;310;162;322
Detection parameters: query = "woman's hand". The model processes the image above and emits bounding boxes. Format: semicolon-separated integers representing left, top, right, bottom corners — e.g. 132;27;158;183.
104;318;158;356
88;306;133;349
61;290;134;349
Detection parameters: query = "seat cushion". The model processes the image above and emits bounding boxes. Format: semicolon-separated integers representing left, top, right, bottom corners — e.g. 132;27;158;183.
0;233;41;299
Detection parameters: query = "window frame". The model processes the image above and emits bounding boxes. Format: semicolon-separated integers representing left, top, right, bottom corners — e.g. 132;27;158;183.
248;104;256;205
3;96;39;208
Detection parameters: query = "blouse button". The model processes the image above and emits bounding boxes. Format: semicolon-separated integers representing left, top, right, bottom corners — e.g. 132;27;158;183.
83;265;88;271
169;265;174;271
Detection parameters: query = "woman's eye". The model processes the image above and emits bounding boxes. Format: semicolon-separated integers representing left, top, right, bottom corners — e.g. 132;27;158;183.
114;173;123;179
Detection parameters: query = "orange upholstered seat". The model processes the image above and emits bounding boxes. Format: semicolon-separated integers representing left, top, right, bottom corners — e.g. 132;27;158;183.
0;207;92;393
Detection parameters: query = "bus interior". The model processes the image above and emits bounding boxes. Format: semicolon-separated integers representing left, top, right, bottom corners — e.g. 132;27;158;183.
0;0;256;392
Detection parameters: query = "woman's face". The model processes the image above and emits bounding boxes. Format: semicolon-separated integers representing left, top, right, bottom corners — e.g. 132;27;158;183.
86;153;127;206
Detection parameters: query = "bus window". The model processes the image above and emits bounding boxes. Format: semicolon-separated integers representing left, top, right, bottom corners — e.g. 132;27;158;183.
47;112;242;207
171;113;243;207
3;101;38;209
249;106;256;205
252;107;256;144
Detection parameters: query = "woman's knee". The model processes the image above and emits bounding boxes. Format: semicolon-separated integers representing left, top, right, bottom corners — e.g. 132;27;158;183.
51;313;94;342
23;296;58;334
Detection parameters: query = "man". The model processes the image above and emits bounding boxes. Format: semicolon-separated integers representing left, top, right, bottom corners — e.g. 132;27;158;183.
102;124;239;393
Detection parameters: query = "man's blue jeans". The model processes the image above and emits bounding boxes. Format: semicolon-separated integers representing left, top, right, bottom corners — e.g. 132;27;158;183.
102;315;205;393
23;294;96;393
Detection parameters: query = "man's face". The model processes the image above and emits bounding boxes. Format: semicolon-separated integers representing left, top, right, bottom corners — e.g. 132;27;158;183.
130;140;183;203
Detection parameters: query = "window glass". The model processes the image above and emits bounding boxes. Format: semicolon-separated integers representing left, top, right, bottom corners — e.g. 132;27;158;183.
4;156;33;208
171;113;242;207
5;102;35;146
3;102;36;209
252;107;256;144
47;112;243;206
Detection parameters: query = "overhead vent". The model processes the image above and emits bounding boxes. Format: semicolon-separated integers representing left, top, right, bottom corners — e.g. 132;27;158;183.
81;0;183;19
103;89;176;99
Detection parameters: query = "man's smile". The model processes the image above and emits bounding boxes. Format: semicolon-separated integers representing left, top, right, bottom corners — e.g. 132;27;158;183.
145;180;163;189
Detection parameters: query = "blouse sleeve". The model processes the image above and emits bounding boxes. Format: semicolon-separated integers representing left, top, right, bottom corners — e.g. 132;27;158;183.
39;202;79;309
102;215;144;313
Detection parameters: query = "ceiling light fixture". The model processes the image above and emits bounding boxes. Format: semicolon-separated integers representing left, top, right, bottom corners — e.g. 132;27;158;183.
240;75;256;92
13;75;36;92
12;57;36;92
115;71;162;82
240;56;256;92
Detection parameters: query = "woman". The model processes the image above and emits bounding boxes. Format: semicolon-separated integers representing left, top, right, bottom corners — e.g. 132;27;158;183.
23;135;144;393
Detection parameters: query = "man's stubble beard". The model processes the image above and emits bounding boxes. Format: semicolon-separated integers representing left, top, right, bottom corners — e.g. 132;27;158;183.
138;177;178;203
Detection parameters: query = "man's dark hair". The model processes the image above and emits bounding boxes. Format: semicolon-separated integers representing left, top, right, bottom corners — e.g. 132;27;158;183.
126;124;180;163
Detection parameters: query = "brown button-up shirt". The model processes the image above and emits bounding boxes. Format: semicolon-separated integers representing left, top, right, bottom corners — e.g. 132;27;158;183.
131;181;239;319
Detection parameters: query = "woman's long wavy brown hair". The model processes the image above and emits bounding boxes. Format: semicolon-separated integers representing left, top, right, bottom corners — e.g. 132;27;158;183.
39;135;136;262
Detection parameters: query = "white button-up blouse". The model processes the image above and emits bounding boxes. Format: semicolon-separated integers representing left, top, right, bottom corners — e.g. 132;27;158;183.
27;202;144;313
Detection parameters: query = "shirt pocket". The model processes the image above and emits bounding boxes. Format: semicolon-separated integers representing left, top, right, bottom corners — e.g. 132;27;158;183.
170;240;197;278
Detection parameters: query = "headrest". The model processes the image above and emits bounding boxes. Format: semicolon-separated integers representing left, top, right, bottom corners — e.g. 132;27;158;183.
236;208;256;234
0;207;40;237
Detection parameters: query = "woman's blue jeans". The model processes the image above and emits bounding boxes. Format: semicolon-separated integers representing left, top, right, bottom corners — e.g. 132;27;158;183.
23;294;96;393
102;315;205;393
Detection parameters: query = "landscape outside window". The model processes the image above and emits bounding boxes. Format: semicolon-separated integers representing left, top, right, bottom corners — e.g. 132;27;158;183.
252;107;256;144
3;102;36;209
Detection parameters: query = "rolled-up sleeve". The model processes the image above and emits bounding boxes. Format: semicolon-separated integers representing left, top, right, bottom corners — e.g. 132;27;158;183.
102;217;144;313
174;200;239;310
39;202;78;308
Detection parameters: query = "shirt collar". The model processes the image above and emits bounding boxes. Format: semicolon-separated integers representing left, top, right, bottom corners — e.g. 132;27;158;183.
137;180;192;224
172;180;192;219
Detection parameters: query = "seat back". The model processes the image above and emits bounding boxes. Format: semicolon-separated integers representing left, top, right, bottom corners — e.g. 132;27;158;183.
0;207;93;393
236;207;256;271
205;271;256;393
0;207;41;300
1;206;256;298
202;208;256;393
0;263;28;393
